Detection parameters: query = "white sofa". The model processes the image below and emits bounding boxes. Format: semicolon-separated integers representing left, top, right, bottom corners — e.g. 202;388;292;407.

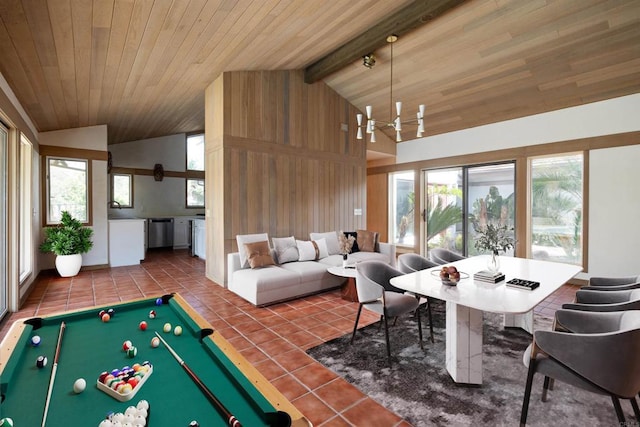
227;232;395;306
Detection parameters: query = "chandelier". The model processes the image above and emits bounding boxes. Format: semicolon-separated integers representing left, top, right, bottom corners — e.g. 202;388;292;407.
356;35;425;143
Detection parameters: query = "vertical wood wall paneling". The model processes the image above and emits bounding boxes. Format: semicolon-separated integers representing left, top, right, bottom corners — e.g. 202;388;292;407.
204;75;225;284
367;173;388;243
205;70;367;284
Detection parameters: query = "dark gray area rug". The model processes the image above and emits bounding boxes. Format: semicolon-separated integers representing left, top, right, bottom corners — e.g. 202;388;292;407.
307;301;635;426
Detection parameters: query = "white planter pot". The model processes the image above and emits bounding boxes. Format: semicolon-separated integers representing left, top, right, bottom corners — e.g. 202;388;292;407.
55;254;83;277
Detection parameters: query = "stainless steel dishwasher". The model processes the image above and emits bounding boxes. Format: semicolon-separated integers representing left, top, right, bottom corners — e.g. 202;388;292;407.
147;218;174;248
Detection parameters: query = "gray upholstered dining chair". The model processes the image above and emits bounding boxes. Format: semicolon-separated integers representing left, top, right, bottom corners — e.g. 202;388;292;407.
520;309;640;426
397;253;439;342
584;274;640;291
562;289;640;312
429;248;466;265
351;261;423;366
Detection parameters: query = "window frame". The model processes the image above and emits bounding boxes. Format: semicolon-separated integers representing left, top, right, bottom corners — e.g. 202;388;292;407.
19;134;33;283
186;178;205;208
45;156;91;225
110;172;134;208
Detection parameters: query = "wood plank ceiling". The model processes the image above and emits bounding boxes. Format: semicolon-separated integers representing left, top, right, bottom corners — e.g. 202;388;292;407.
0;0;638;147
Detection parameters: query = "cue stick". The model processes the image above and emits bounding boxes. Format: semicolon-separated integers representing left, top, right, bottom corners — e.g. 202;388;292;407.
42;321;66;427
154;332;242;427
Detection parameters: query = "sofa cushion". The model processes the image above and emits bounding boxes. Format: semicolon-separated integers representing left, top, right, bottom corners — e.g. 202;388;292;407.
281;260;332;282
296;239;329;261
237;233;270;268
309;231;340;255
356;229;379;252
272;236;298;264
232;265;300;292
244;241;275;268
349;251;389;264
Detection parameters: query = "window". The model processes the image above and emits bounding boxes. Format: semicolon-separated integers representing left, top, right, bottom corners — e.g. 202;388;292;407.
19;134;33;282
425;162;515;257
390;171;415;246
187;179;205;208
46;157;89;224
530;154;583;265
186;134;204;171
111;173;133;208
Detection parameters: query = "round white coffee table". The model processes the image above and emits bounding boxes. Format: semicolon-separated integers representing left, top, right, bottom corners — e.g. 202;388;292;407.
327;266;358;302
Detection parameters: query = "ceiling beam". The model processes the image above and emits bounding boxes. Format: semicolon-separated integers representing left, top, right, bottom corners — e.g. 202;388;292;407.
304;0;467;84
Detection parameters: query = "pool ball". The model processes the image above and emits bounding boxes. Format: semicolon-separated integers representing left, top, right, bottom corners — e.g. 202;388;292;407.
0;418;14;427
148;310;156;319
189;421;199;427
101;313;111;323
36;355;48;368
150;337;160;348
73;378;86;393
107;308;115;318
123;340;133;351
136;400;150;411
155;298;163;306
163;323;172;333
30;335;41;346
126;346;138;358
139;321;148;331
98;309;106;318
173;325;183;336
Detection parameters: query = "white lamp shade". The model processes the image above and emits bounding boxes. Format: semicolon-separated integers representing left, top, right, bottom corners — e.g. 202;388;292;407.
419;104;425;117
396;130;402;142
395;101;402;116
356;113;363;126
366;105;372;119
370;131;376;143
394;117;402;131
357;127;363;139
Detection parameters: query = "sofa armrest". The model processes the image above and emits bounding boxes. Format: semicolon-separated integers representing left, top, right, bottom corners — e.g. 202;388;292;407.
378;242;396;267
227;252;242;285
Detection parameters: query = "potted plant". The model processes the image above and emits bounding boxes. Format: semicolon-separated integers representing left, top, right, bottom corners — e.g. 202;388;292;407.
40;211;93;277
473;222;514;272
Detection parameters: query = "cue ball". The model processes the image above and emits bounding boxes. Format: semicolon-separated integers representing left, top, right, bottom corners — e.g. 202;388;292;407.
36;355;48;368
163;323;172;333
31;335;41;346
0;418;14;427
139;321;148;331
73;378;86;393
173;325;183;336
148;310;156;319
150;337;160;348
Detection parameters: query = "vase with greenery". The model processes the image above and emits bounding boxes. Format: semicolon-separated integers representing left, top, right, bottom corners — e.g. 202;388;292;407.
473;222;514;272
40;211;93;277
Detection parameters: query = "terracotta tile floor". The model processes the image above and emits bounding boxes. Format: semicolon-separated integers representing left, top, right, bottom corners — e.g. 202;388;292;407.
0;250;579;426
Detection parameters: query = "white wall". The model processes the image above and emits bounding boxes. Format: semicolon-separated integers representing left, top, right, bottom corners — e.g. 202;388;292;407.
39;125;109;267
108;134;205;218
589;145;640;276
397;94;640;277
398;93;640;162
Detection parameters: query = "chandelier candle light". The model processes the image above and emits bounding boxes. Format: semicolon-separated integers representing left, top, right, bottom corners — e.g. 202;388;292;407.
356;35;425;143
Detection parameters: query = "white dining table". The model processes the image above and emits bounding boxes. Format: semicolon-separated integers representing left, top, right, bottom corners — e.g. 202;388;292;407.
389;255;582;385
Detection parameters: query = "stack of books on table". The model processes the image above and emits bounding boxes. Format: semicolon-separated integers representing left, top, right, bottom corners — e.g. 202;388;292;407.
473;270;505;283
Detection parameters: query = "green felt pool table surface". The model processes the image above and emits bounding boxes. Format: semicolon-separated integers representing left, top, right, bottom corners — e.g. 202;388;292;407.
0;293;309;426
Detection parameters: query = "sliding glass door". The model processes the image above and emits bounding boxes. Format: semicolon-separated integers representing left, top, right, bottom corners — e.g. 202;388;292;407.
425;162;515;258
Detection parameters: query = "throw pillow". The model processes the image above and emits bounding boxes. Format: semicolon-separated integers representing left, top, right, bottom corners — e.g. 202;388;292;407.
356;229;379;252
296;239;329;261
272;236;298;264
237;233;269;268
309;231;340;255
243;241;275;269
343;231;359;253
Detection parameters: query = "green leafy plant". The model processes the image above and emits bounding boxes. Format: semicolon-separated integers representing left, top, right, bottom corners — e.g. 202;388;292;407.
473;222;514;254
40;211;93;256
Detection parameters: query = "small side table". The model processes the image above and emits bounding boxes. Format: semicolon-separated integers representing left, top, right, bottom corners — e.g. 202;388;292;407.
328;266;358;302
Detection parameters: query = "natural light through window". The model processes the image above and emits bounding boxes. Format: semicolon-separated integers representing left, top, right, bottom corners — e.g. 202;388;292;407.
187;178;205;208
111;173;132;208
187;134;204;171
47;157;89;223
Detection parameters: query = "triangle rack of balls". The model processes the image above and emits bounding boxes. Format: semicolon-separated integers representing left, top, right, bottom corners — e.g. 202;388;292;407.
97;362;153;402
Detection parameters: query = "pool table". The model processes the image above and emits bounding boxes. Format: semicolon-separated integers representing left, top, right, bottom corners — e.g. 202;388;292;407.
0;293;310;426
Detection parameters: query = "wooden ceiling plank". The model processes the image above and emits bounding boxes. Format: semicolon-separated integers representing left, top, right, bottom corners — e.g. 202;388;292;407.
304;0;467;83
88;0;114;124
70;0;93;128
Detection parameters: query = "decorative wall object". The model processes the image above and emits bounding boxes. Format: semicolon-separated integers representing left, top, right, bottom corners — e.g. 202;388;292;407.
153;163;164;181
